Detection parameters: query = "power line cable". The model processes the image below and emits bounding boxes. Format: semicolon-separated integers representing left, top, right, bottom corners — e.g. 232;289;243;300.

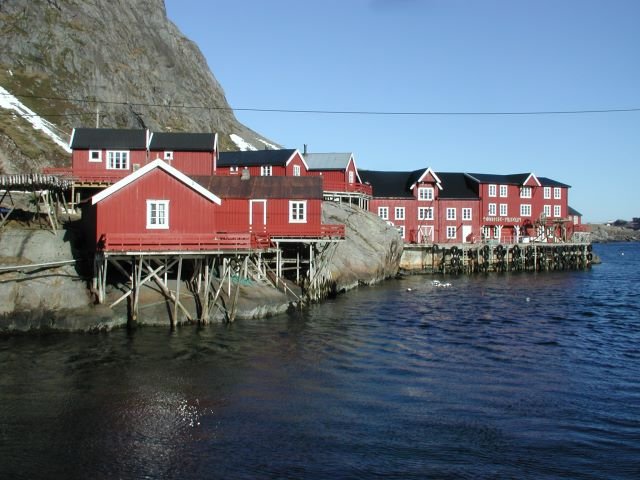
1;92;639;116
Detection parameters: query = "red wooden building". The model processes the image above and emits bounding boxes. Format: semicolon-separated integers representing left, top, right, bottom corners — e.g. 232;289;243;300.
84;159;343;253
362;168;583;244
359;167;449;243
466;172;575;243
148;131;218;176
84;159;223;252
216;149;308;178
303;151;372;208
191;174;342;239
68;128;149;184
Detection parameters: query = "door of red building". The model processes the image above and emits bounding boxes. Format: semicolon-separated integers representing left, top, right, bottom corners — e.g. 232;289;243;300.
249;199;267;233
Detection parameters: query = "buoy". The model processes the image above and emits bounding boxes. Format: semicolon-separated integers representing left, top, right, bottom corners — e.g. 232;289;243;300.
407;288;412;292
526;297;530;302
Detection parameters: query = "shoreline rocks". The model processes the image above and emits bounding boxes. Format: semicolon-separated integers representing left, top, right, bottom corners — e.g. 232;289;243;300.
0;202;402;334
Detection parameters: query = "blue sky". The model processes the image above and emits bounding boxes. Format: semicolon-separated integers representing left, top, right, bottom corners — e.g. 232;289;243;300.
165;0;639;223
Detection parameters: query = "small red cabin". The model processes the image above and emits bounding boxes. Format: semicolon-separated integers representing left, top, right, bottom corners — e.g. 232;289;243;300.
84;159;222;252
304;152;370;195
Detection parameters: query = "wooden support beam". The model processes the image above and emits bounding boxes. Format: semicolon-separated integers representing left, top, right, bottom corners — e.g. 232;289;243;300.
173;256;183;328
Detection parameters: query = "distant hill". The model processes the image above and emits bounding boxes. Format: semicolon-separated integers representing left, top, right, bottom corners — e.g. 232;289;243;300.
0;0;277;174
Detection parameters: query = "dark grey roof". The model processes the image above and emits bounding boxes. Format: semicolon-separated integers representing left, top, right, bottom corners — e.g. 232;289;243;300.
568;206;582;216
359;169;424;198
149;132;216;151
71;128;147;149
218;149;297;167
191;175;323;199
436;172;479;199
465;172;532;185
538;176;571;188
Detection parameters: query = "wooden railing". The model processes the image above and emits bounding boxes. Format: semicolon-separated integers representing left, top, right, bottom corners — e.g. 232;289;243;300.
269;224;345;239
100;232;272;252
98;225;344;252
322;181;372;195
42;167;127;184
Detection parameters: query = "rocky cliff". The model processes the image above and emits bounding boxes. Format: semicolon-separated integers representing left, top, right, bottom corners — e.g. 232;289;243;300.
0;0;274;174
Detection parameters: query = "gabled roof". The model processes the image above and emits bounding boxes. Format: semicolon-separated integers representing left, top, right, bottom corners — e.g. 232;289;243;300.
304;153;353;171
92;159;221;205
409;167;442;190
538;176;571;188
568;206;582;216
359;169;426;198
149;132;217;151
191;175;323;199
70;128;147;150
218;149;300;168
436;172;479;199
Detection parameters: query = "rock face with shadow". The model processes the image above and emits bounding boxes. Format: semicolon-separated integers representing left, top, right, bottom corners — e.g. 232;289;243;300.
321;202;403;293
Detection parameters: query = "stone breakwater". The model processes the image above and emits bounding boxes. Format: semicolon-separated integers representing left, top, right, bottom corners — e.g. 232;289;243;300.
0;203;403;333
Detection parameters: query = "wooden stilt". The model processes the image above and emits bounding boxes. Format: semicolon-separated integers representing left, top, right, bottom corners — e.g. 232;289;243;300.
202;258;211;324
173;256;183;328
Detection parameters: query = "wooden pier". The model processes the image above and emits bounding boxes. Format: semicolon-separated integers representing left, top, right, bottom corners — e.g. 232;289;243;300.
401;242;594;274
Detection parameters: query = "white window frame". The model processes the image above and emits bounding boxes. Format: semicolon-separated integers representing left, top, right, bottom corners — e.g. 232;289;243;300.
499;185;508;198
482;226;492;239
89;150;102;163
418;207;433;220
289;200;307;223
107;150;130;170
293;164;301;176
554;187;561;199
397;225;405;239
462;208;472;221
164;151;174;161
520;204;531;216
499;204;507;216
446;208;456;220
520;186;532;198
446;226;457;239
395;207;405;220
488;184;497;197
418;187;434;201
544;205;551;217
494;226;500;239
230;166;239;174
260;165;272;176
544;187;551;199
348;171;355;184
488;203;496;216
146;200;169;229
378;206;389;220
554;205;561;217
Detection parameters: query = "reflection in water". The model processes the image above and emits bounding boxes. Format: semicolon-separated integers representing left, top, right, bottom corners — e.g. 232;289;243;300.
1;243;639;479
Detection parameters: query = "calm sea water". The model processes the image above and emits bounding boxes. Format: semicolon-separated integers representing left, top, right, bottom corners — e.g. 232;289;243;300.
1;242;639;479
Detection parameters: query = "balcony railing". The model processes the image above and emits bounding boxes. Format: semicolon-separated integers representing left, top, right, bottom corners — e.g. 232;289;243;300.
42;167;128;184
269;223;346;239
99;225;344;252
322;181;372;196
99;232;272;252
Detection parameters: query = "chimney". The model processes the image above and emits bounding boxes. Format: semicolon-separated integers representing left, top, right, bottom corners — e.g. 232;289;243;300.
241;167;250;180
303;144;308;155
